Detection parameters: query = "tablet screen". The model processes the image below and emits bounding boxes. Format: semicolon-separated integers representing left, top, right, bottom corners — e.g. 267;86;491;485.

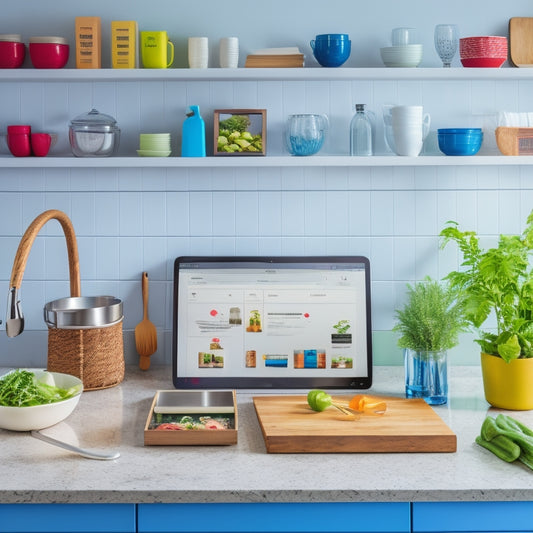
172;256;372;389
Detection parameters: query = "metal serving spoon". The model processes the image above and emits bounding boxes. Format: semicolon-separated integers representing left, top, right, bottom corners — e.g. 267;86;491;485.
31;430;120;461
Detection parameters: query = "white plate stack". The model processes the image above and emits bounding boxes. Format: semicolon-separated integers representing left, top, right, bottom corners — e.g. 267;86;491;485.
380;27;423;68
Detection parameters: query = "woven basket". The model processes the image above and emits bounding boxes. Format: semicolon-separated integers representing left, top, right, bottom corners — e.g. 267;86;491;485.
8;209;125;391
47;320;125;391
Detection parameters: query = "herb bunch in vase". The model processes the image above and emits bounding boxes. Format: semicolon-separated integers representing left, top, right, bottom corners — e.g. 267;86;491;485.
393;277;467;405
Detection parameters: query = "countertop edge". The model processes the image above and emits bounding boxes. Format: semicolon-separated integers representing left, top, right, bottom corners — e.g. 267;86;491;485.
3;489;533;504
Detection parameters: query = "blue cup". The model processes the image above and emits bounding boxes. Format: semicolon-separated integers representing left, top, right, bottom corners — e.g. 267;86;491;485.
315;33;350;41
310;34;351;67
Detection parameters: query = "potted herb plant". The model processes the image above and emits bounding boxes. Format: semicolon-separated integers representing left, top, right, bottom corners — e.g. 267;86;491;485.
331;319;352;346
440;209;533;410
393;277;467;405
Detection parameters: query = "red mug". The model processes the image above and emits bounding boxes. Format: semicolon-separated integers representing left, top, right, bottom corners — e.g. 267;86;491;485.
7;125;31;157
31;133;52;157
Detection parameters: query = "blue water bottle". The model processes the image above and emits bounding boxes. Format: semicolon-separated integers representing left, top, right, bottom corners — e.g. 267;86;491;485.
181;105;206;157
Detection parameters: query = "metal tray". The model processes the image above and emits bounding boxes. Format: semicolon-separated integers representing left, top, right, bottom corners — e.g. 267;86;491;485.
154;390;235;414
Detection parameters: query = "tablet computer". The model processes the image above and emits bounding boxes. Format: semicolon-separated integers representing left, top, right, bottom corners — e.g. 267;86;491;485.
172;256;372;389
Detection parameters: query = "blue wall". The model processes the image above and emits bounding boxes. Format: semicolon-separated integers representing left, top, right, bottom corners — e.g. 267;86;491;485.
0;0;532;369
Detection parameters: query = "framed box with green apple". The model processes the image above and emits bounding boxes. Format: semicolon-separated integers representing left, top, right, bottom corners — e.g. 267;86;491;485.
214;109;266;156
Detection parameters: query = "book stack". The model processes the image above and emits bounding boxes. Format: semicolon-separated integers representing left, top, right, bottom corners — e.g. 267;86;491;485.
245;47;304;68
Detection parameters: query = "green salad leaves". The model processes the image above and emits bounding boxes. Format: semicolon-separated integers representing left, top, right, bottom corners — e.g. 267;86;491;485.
0;370;81;407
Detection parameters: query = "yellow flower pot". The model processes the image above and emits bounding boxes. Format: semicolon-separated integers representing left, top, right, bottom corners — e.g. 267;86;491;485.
480;352;533;410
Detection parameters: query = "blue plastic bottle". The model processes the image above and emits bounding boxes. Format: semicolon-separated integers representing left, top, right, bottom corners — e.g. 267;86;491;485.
181;105;206;157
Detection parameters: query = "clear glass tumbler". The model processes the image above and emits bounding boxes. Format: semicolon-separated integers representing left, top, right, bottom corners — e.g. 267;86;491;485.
434;24;458;68
404;349;448;405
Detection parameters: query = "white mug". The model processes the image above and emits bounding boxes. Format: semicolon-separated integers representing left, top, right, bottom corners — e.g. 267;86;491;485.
188;37;208;68
219;37;239;68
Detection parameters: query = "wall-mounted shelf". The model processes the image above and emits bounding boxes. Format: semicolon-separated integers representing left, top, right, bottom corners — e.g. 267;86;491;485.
3;67;533;83
1;155;531;168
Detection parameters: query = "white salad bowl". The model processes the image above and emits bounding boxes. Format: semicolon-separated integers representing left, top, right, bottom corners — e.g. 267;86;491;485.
0;370;83;431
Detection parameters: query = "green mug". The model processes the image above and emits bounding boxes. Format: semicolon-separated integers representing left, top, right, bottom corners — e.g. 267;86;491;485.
141;31;174;68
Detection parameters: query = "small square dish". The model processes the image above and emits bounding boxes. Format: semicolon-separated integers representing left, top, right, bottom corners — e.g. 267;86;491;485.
144;390;238;446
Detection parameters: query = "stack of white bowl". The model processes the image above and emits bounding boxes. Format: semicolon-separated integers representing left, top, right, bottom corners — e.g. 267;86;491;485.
380;27;423;68
137;133;171;157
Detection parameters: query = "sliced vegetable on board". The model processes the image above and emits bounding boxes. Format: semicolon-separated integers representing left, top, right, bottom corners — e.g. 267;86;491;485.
306;390;387;419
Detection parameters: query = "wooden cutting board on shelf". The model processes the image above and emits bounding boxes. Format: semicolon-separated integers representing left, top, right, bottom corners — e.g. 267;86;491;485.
509;17;533;67
253;394;456;454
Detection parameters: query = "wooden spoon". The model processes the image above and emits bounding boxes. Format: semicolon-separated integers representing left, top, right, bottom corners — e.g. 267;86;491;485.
135;272;157;370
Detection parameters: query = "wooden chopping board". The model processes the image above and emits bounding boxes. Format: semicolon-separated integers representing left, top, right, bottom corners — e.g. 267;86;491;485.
253;395;456;453
509;17;533;67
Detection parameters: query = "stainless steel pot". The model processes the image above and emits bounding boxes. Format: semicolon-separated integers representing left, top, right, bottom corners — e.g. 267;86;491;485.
44;296;123;329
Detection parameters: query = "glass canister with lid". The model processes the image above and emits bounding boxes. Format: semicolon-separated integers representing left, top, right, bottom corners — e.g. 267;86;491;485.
68;108;120;157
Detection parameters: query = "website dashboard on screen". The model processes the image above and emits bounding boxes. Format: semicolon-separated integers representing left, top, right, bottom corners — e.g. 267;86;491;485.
173;257;372;388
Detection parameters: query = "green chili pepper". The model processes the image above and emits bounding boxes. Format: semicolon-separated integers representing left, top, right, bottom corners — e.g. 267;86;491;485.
476;414;533;470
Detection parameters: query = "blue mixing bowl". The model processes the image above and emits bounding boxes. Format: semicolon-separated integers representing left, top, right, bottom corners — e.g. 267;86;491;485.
311;34;351;67
438;128;483;156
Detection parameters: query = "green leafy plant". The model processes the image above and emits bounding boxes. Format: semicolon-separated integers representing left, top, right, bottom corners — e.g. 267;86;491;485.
440;209;533;362
393;277;467;352
332;320;351;335
0;370;81;407
219;114;251;133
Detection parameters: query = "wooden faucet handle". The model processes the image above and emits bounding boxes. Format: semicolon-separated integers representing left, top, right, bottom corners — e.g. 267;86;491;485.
9;209;81;297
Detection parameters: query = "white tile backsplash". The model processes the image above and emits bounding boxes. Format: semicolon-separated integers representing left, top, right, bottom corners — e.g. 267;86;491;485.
1;75;532;366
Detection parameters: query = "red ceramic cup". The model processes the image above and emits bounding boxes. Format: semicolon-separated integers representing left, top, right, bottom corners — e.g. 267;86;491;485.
31;133;52;157
7;125;31;157
0;41;26;68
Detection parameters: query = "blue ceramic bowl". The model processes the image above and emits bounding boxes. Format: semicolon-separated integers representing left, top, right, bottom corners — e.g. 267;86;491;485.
437;128;483;156
311;35;351;67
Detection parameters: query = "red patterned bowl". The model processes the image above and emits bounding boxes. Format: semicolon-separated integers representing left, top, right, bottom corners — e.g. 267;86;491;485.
460;36;507;67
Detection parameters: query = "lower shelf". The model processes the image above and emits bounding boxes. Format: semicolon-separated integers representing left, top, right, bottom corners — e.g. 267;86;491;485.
0;154;532;168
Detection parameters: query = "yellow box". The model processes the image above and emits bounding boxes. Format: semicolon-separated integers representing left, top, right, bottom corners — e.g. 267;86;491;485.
111;21;138;68
75;16;101;69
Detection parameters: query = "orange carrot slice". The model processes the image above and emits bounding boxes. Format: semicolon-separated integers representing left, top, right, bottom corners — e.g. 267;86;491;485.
348;394;387;414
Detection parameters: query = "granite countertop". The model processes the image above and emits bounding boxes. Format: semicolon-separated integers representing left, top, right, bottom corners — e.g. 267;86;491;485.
1;365;533;505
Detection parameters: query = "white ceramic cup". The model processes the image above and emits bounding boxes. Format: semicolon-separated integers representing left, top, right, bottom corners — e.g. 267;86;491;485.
391;27;417;46
219;37;239;68
188;37;208;68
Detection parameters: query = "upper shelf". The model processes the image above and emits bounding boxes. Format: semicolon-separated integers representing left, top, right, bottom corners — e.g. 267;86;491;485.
3;67;533;83
2;155;533;168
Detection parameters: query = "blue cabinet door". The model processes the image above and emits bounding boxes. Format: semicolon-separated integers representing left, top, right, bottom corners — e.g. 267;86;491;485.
0;504;136;533
138;502;411;533
413;501;533;532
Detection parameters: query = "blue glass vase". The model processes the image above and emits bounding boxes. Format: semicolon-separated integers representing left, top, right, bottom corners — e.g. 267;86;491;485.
404;349;448;405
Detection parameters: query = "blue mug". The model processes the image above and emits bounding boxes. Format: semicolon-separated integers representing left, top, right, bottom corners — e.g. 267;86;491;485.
310;35;351;67
315;33;350;41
